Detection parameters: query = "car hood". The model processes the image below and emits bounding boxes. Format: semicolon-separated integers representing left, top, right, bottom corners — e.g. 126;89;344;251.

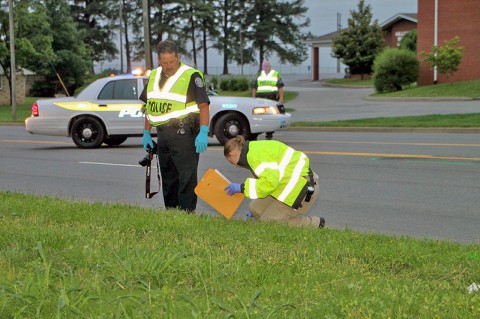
209;95;278;106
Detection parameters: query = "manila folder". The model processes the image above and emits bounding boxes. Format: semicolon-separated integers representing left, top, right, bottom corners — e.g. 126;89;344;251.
195;168;245;219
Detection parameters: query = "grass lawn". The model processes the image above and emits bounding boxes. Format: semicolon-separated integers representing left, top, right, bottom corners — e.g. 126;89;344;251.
0;97;38;122
292;113;480;128
1;192;479;318
371;80;480;99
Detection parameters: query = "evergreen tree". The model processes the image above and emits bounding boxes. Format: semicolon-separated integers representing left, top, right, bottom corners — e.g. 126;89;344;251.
211;0;244;74
175;0;213;68
198;0;221;74
245;0;310;71
68;0;118;74
332;0;386;77
399;29;417;52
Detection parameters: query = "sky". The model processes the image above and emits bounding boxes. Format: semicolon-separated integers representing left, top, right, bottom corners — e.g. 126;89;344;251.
303;0;417;37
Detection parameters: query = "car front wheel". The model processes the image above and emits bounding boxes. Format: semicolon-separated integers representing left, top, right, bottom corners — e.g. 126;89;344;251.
214;112;250;145
71;117;106;149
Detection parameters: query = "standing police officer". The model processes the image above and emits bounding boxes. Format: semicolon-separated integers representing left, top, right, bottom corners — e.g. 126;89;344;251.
140;40;210;213
252;60;285;139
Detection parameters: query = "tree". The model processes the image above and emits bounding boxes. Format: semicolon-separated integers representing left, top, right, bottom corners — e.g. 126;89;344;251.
0;0;55;103
177;0;213;68
210;0;310;75
131;0;190;66
422;36;463;79
43;0;91;95
198;0;221;74
331;0;386;78
68;0;118;74
399;29;416;52
245;0;311;71
211;0;244;74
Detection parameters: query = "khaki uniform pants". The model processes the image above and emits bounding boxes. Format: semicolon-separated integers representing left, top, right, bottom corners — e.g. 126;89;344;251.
249;172;320;228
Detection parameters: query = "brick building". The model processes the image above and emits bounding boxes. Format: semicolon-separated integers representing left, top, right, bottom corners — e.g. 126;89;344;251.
417;0;480;85
382;13;417;48
0;66;43;105
0;68;27;105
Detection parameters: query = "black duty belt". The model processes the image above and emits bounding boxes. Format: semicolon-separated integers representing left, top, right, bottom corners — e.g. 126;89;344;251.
160;114;198;128
145;153;161;199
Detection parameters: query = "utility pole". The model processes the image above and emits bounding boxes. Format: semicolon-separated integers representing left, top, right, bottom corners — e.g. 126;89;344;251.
8;0;16;121
240;26;244;75
142;0;152;70
336;12;341;74
119;0;123;73
433;0;438;84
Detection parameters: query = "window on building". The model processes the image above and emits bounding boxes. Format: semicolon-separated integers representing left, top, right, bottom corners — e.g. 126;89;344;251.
395;31;409;47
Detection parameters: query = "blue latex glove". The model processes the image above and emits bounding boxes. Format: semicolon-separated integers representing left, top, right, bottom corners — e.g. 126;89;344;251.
142;129;153;151
224;183;241;196
195;125;209;153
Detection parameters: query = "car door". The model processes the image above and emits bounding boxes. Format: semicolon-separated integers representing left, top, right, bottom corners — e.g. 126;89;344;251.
95;78;145;135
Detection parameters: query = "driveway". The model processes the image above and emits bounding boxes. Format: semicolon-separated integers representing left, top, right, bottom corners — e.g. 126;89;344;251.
282;74;480;123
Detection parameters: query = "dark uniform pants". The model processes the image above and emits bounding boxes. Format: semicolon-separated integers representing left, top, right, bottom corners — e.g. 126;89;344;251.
248;171;321;228
156;123;199;212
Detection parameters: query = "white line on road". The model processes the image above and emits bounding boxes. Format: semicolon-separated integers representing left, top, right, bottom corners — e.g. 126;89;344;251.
79;161;139;167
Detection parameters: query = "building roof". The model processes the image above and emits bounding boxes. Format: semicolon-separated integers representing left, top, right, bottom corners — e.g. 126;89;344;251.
307;12;418;46
0;65;35;75
305;29;343;46
380;13;418;29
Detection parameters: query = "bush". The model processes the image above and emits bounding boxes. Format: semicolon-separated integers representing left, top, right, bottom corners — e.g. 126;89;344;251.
373;48;419;93
218;75;251;91
219;76;231;91
30;80;56;97
236;76;250;91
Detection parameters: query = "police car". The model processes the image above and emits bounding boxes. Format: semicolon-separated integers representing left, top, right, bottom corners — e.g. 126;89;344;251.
25;74;291;148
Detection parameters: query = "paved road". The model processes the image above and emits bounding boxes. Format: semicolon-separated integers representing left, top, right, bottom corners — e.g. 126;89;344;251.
282;75;480;122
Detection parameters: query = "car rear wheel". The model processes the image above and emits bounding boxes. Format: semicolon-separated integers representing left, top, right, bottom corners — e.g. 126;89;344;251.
214;112;250;145
71;117;106;149
104;136;128;146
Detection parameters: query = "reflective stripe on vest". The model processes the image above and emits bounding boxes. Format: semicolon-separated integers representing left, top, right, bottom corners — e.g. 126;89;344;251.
257;70;280;93
145;64;199;125
244;141;309;207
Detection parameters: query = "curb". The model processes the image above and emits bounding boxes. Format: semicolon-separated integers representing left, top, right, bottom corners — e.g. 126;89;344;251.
365;96;476;102
0;122;23;126
286;126;480;134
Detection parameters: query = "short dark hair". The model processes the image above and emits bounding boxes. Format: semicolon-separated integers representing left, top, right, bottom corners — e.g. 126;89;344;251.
157;40;179;56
